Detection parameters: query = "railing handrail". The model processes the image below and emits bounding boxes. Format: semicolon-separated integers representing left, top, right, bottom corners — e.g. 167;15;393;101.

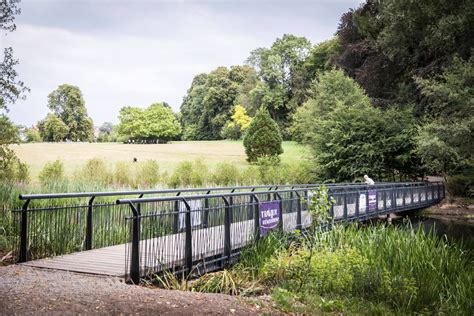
116;182;440;205
19;181;429;201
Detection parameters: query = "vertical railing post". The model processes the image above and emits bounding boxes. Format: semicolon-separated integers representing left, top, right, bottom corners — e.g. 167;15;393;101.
252;194;260;239
274;192;283;230
128;202;141;284
172;192;181;233
343;189;348;220
383;189;387;213
403;186;406;208
222;196;232;264
295;191;302;229
182;199;193;275
410;185;414;205
19;199;31;263
355;190;359;219
365;187;369;214
203;190;210;228
431;184;435;201
85;196;96;250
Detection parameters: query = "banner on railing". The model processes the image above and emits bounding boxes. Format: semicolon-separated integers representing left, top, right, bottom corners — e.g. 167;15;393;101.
179;200;202;229
260;201;280;236
359;193;366;212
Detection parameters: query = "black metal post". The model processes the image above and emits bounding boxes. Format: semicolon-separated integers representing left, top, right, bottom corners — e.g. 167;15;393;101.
203;190;210;228
19;199;31;263
365;187;369;214
173;192;180;233
85;196;96;250
222;196;232;264
355;191;359;219
343;190;348;219
295;191;302;229
383;189;387;213
182;199;193;274
128;202;141;284
252;194;260;239
274;192;283;230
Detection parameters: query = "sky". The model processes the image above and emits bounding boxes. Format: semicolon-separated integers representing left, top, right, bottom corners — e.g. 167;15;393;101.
2;0;363;126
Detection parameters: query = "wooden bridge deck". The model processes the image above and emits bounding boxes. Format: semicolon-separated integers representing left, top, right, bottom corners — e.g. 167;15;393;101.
22;197;426;277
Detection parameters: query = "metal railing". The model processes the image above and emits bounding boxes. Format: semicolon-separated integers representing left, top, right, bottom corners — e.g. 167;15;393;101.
13;181;443;283
14;182;429;263
115;182;444;283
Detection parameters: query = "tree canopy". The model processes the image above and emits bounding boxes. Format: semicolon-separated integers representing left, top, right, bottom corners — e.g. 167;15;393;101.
46;84;94;141
118;102;181;143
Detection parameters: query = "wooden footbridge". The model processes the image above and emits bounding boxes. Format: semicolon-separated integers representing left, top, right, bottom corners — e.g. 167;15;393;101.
15;182;444;283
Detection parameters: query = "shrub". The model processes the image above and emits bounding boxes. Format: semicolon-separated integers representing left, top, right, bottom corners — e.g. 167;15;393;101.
38;160;65;184
239;166;260;185
211;163;240;186
243;107;283;162
113;161;134;187
167;159;209;188
75;158;112;184
447;172;473;197
136;160;160;187
25;128;41;142
256;156;284;184
0;146;29;183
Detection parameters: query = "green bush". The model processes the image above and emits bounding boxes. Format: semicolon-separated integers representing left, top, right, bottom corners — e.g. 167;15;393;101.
447;172;473;197
136;160;160;187
167;159;210;188
113;161;134;187
211;163;240;186
25;128;41;142
75;158;112;184
0;146;29;183
38;160;65;184
243;108;283;162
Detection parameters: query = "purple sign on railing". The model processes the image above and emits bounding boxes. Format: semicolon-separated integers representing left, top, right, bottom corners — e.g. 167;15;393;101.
368;189;377;211
259;201;280;236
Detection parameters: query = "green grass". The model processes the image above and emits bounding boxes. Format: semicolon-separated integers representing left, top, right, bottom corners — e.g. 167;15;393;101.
11;141;309;182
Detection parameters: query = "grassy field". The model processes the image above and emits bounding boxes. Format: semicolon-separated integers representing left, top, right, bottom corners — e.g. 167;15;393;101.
12;141;309;181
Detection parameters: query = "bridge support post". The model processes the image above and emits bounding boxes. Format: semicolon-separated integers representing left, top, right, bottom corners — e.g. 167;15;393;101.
252;194;260;240
129;202;141;284
274;192;284;231
85;196;96;250
172;192;181;234
222;197;232;265
295;191;302;229
182;199;193;275
19;199;31;263
203;191;210;228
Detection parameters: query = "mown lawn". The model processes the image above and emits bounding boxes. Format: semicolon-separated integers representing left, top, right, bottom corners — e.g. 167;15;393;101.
12;141;310;181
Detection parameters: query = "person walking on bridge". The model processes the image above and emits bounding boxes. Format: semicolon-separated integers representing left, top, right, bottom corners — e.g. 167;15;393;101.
364;175;375;185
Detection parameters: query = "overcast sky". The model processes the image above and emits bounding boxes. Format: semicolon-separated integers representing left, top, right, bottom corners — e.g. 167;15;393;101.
2;0;362;126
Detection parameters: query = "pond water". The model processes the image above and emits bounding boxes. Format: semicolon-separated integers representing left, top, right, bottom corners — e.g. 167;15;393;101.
408;215;474;253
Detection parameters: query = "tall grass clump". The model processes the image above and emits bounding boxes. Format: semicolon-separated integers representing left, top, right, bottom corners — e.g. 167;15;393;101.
136;160;160;187
113;161;134;187
38;160;65;184
259;224;474;314
167;159;210;188
211;163;240;186
75;158;113;184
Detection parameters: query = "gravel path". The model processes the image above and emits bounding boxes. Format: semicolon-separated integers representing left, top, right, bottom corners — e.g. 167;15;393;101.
0;265;270;315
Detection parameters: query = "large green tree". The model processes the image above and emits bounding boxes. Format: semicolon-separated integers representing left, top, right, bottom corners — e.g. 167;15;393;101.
335;0;474;108
47;84;94;141
293;70;419;181
37;113;69;142
0;0;29;111
118;102;181;143
247;34;311;133
415;55;473;192
180;65;257;140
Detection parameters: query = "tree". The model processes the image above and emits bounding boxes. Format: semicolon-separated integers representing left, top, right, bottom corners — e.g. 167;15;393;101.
415;55;473;189
0;0;29;111
38;113;69;142
0;114;28;182
221;105;252;140
0;114;19;145
294;70;419;181
247;34;311;134
180;66;257;140
25;127;41;142
47;84;94;141
98;122;114;142
117;103;181;143
243;107;283;162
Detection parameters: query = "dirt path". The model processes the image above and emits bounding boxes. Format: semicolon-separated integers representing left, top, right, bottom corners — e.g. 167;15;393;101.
0;265;271;315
